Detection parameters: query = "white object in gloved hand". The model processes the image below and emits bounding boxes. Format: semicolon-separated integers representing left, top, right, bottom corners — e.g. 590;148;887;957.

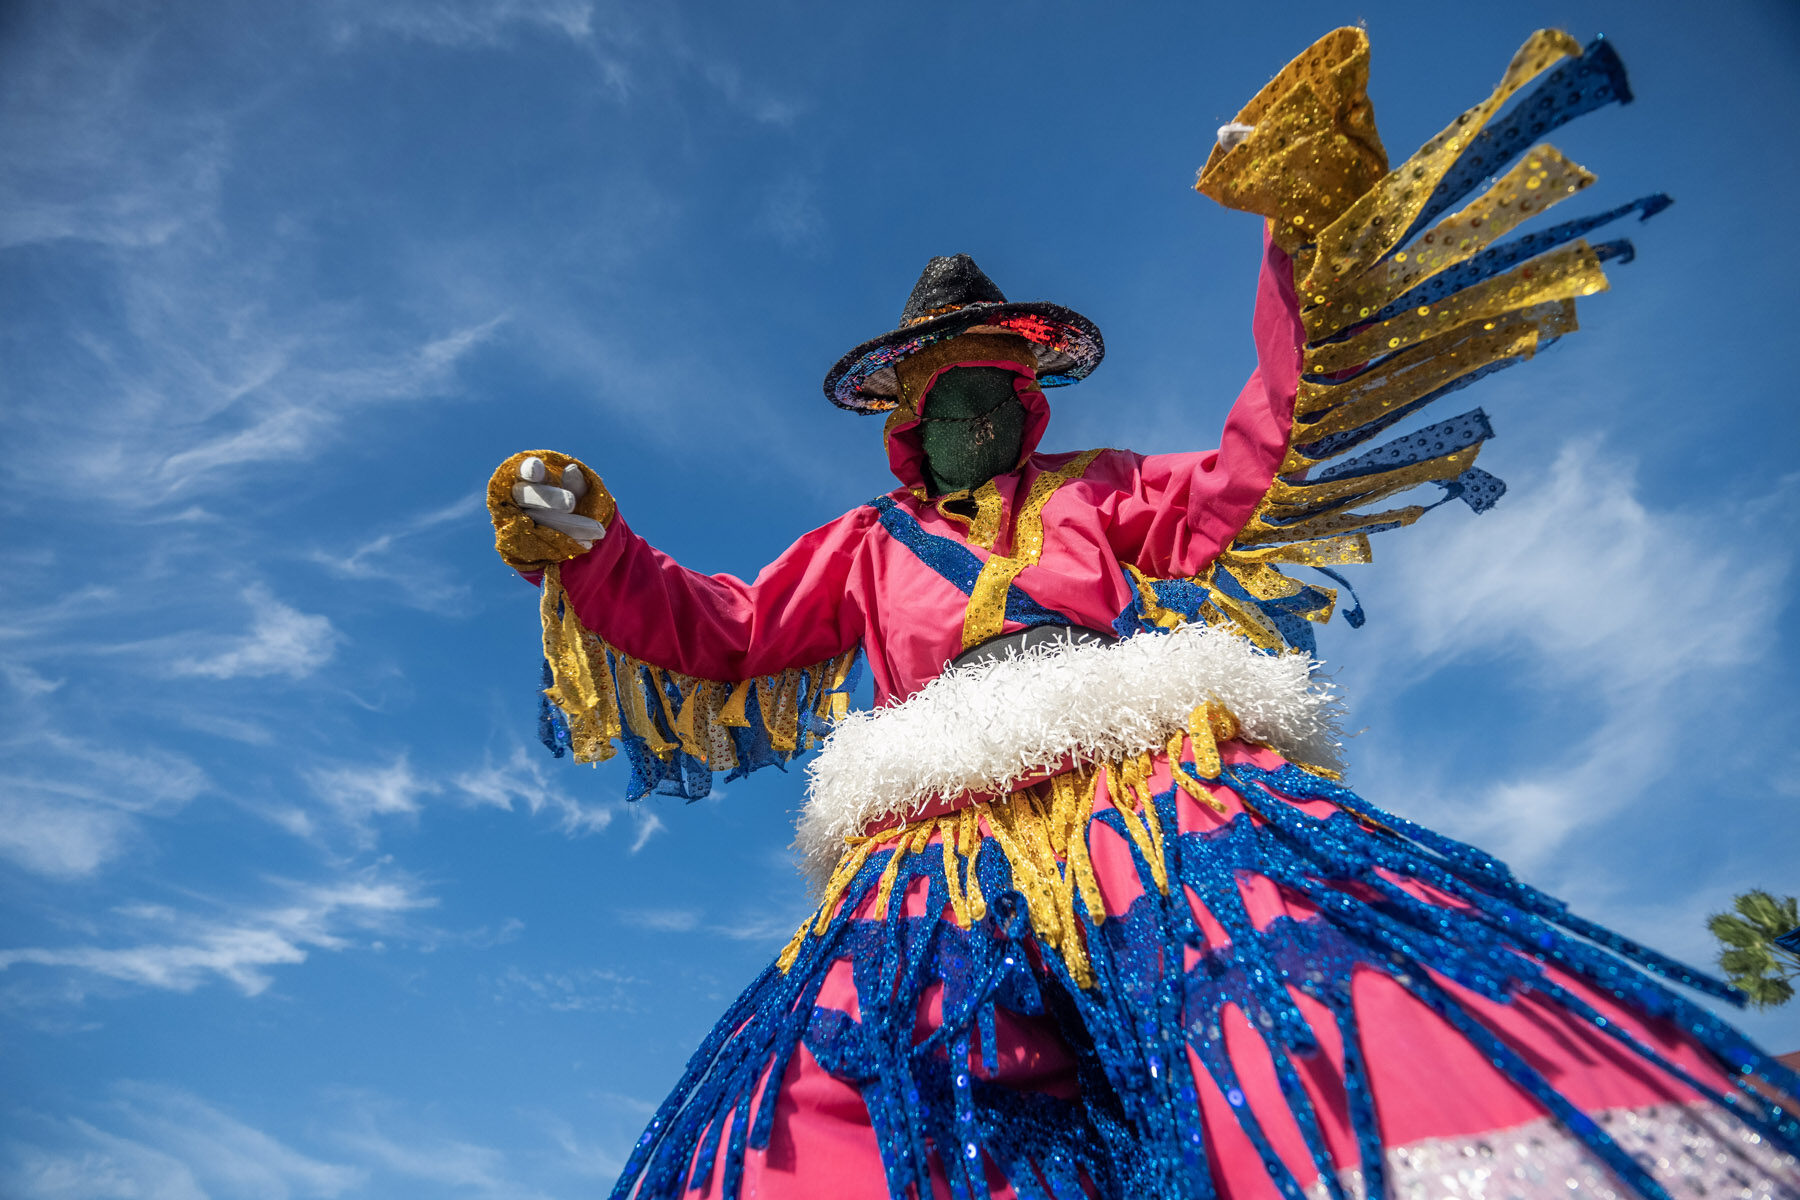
1216;122;1254;152
512;455;607;548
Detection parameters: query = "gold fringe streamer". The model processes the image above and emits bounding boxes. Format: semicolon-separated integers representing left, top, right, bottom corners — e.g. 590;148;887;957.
1298;29;1583;297
539;565;857;772
782;705;1251;988
777;693;1350;983
1172;30;1623;656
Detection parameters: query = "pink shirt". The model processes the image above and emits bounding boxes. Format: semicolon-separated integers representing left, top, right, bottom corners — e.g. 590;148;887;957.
560;234;1302;706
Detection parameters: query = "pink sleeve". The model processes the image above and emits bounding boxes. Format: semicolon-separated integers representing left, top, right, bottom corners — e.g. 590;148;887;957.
1100;230;1303;578
556;507;872;681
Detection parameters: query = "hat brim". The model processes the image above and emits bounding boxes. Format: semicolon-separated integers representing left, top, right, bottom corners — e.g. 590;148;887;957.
822;300;1104;414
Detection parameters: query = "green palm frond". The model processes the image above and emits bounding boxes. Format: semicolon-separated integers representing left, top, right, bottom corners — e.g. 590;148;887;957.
1708;889;1800;1010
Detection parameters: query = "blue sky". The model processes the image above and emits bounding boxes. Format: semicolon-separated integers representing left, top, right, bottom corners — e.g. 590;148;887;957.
2;1;1798;1196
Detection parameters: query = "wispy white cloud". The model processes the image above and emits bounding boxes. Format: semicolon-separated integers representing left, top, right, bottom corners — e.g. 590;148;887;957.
0;0;512;542
0;8;229;250
272;746;656;853
7;1118;211;1200
1344;440;1791;876
323;0;808;128
324;0;600;49
535;1093;652;1182
308;493;483;614
0;585;119;645
122;1085;361;1199
540;1116;628;1181
0;734;207;879
616;906;700;933
2;663;63;698
0;797;138;883
695;58;802;126
708;909;808;944
628;809;665;854
491;964;640;1014
2;1073;678;1200
616;903;804;945
453;747;616;836
5;1082;362;1200
127;319;507;511
146;406;332;492
168;585;341;682
459;917;527;950
302;757;442;848
495;308;871;502
328;1094;558;1200
2;228;506;524
757;174;826;254
174;710;276;746
3;1078;651;1200
0;868;436;997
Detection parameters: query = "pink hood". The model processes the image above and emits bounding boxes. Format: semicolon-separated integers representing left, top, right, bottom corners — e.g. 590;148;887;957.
881;361;1053;493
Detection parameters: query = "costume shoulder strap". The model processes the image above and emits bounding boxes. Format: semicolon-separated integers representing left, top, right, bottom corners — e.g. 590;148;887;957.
1173;28;1665;654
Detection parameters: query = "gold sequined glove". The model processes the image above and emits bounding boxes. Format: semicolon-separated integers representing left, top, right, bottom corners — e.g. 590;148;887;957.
1194;27;1387;257
486;450;616;574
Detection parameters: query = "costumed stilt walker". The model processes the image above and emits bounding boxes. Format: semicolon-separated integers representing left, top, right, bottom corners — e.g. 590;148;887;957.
485;30;1800;1200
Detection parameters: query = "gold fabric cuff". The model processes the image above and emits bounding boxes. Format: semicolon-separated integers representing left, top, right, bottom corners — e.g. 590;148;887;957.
1194;27;1388;257
486;449;616;574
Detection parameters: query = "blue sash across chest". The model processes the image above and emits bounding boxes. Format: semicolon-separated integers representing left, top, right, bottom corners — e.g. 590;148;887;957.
867;495;1079;630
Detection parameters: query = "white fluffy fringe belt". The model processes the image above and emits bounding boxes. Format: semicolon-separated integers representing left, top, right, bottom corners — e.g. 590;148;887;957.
797;622;1346;880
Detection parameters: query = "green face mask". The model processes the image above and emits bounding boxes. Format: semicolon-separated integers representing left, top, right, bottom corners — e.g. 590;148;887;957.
917;366;1028;496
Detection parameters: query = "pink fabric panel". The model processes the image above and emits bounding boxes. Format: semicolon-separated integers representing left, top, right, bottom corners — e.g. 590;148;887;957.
1186;991;1353;1200
688;1044;895;1200
691;939;1057;1200
1190;959;1711;1196
728;951;1717;1200
848;524;997;704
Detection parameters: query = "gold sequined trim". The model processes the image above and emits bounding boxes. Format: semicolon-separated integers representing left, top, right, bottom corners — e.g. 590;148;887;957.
1305;146;1595;340
1298;29;1583;297
1193;27;1387;266
923;479;1008;550
894;333;1037;411
777;704;1332;988
1304;241;1607;374
960;450;1105;651
962;480;1006;550
1287;304;1573;440
1234;503;1427;548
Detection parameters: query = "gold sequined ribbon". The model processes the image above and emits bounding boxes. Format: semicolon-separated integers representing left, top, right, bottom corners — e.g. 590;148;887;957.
1177;29;1626;646
539;565;857;770
960;450;1104;651
778;706;1334;989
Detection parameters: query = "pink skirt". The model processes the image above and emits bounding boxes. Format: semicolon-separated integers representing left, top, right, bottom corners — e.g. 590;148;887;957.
617;742;1800;1200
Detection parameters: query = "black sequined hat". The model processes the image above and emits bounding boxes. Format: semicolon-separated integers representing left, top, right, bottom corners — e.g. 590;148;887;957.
823;254;1104;413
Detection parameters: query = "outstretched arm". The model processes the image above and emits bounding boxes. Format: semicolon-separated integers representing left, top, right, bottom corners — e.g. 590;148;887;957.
488;450;866;798
558;505;869;683
1100;228;1306;582
1109;27;1657;654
